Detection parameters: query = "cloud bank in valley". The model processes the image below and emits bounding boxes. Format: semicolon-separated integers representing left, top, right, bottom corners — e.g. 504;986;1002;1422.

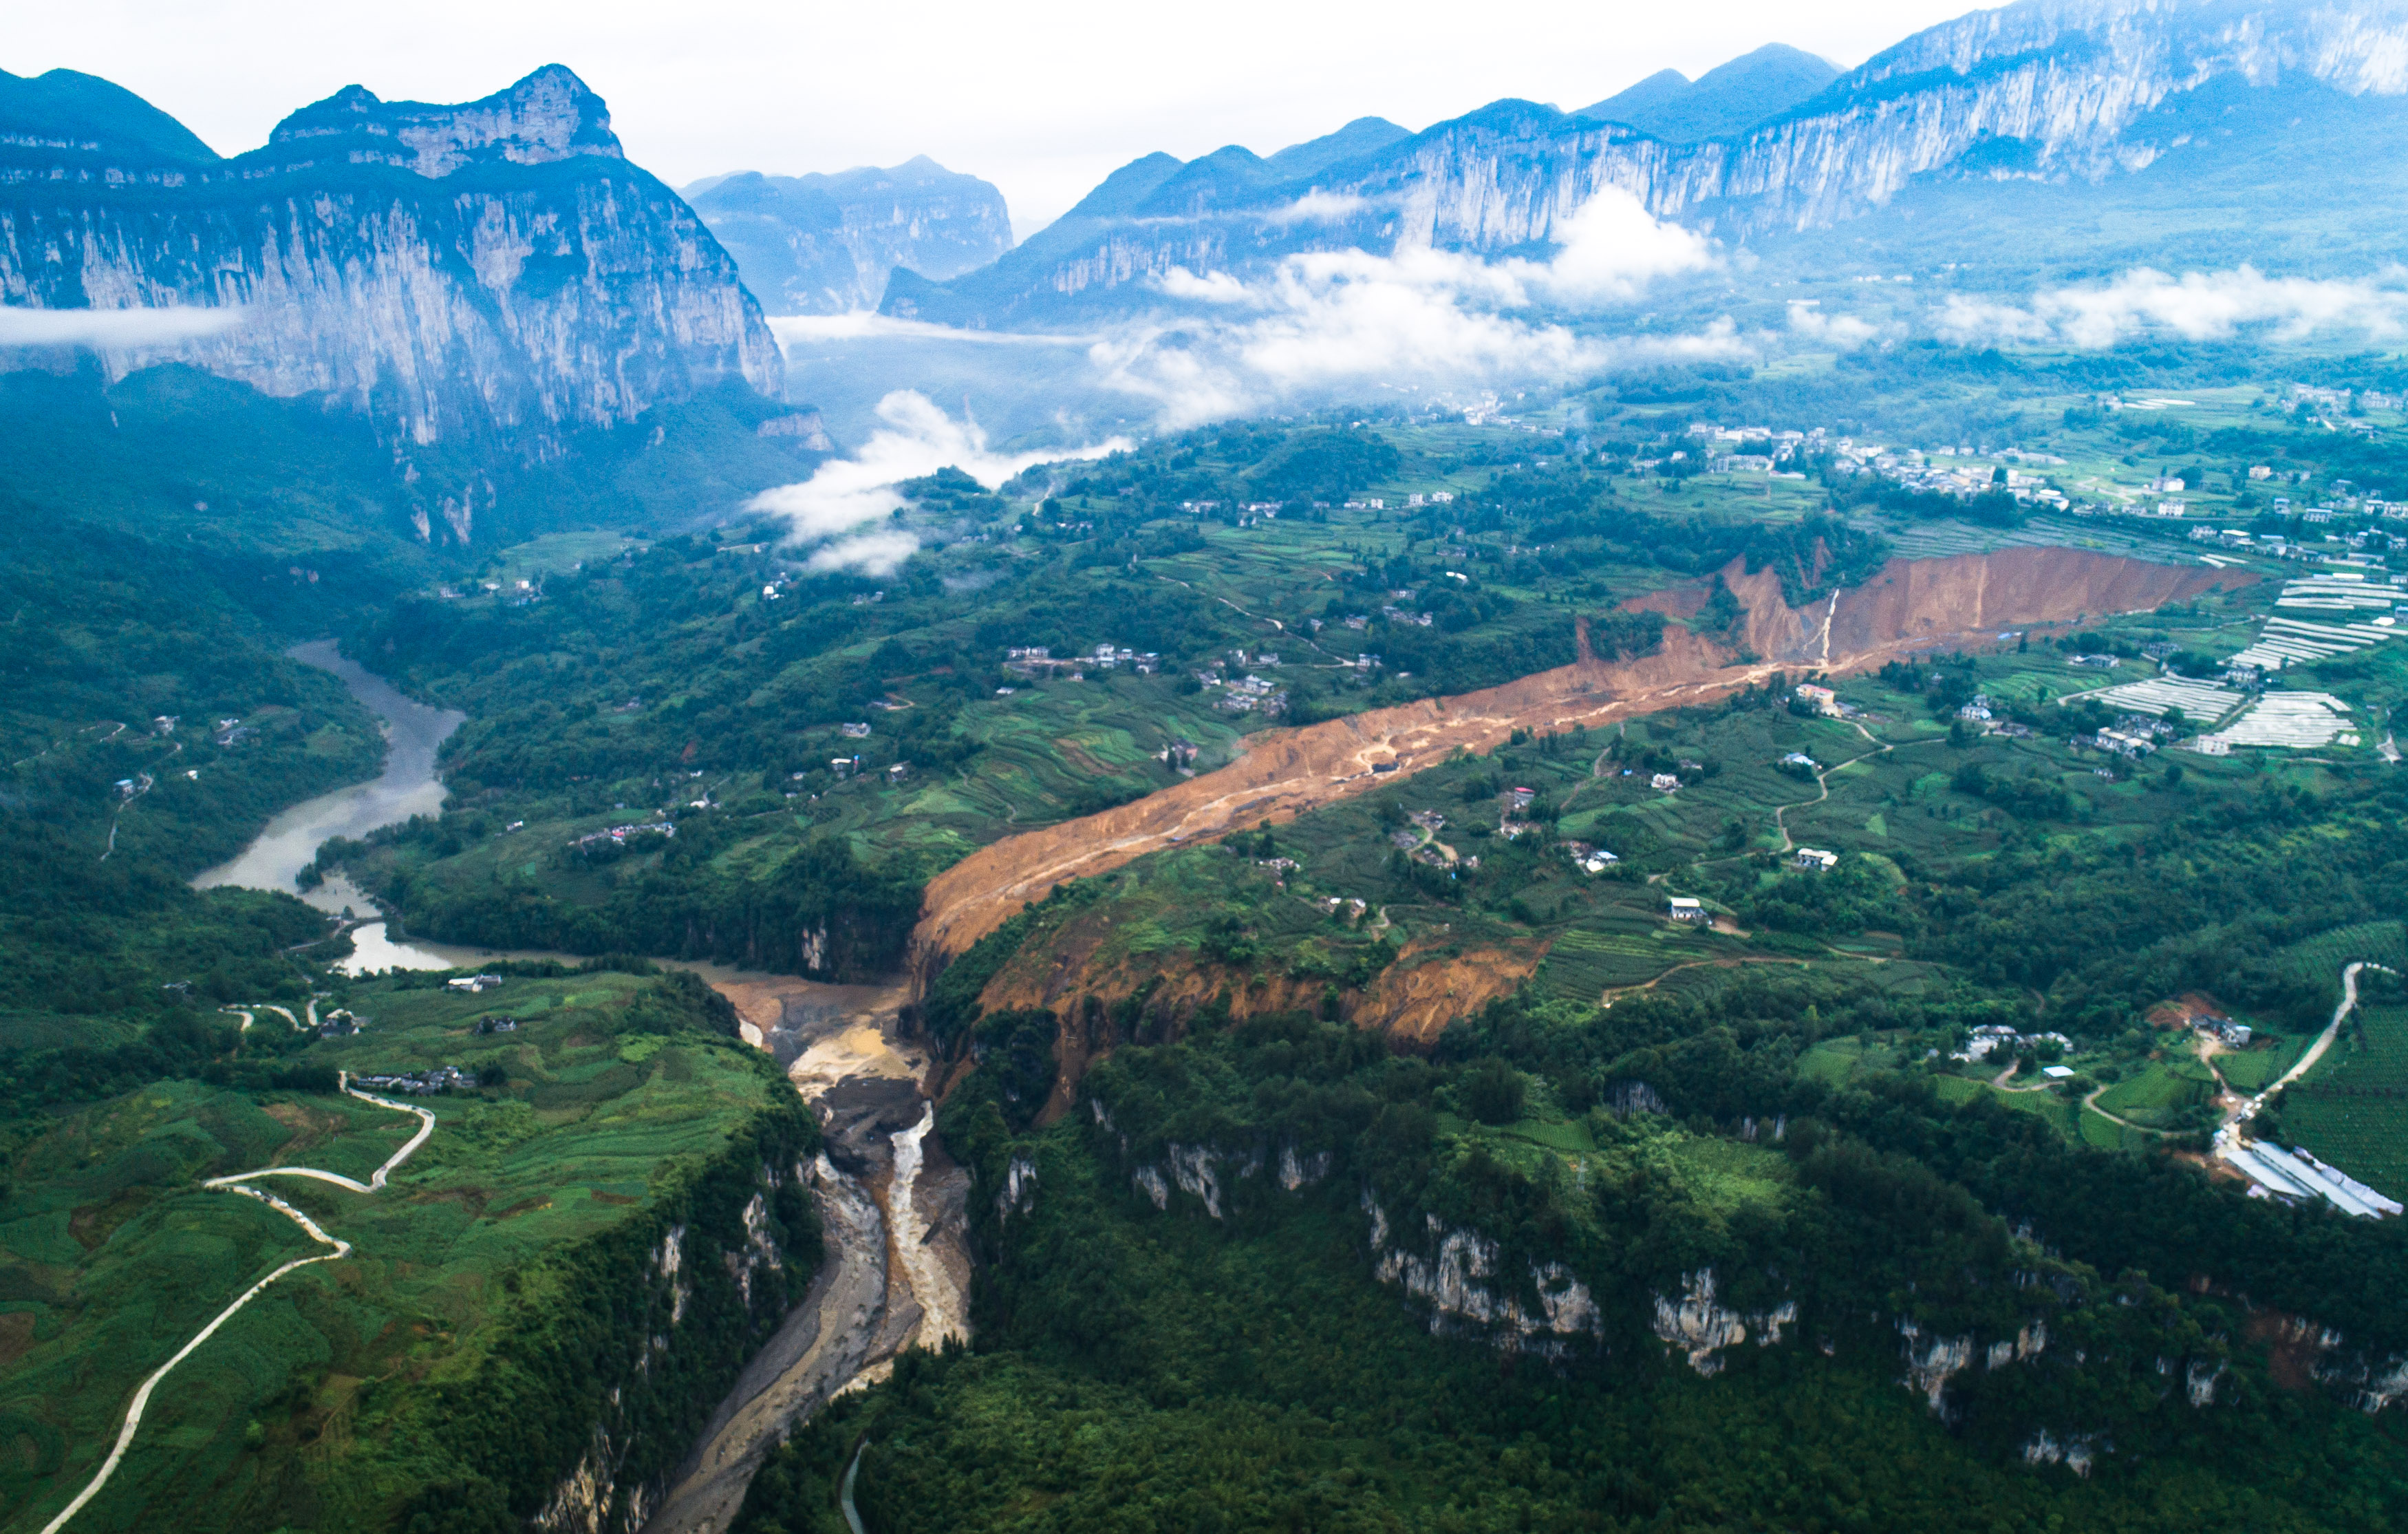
744;390;1128;575
1935;266;2408;349
0;304;248;349
1101;187;1730;427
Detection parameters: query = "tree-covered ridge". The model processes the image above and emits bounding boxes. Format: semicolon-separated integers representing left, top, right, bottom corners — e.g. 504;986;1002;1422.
727;999;2408;1532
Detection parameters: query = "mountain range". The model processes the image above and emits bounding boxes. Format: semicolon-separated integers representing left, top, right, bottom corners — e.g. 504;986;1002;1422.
0;64;780;447
1574;43;1839;142
682;159;1011;315
886;0;2408;328
14;0;2408;447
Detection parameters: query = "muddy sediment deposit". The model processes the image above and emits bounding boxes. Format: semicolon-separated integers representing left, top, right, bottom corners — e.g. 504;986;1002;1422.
642;979;967;1534
914;548;2247;968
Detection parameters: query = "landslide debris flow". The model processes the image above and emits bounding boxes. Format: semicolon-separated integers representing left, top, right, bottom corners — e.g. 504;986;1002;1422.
915;548;2244;966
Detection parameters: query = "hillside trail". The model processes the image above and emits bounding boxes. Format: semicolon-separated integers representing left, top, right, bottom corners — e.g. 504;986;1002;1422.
39;1072;436;1534
1772;720;1897;855
912;548;2241;973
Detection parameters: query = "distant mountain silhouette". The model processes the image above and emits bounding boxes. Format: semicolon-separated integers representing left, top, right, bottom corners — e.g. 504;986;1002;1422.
1575;43;1839;141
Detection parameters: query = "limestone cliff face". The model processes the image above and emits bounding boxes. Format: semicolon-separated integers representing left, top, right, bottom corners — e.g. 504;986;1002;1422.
895;0;2408;324
0;65;782;445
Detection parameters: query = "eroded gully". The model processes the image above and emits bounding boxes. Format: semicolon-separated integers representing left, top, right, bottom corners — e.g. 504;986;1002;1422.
637;977;969;1534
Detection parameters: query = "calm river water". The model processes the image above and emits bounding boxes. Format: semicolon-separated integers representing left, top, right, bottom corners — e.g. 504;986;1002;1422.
191;640;468;971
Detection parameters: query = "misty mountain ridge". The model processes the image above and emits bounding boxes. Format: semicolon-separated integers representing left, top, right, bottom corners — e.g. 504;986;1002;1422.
1575;43;1840;142
0;64;779;459
0;65;219;167
683;157;1011;315
887;0;2408;328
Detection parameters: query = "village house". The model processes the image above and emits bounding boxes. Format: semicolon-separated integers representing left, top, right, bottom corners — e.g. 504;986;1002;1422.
1795;848;1839;872
1666;896;1707;923
447;974;503;994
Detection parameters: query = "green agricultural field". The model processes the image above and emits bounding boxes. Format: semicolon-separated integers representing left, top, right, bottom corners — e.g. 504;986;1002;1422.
2273;922;2408;1012
2282;1002;2408;1202
1935;1076;2083;1140
0;968;803;1533
2093;1056;2219;1129
2211;1034;2310;1094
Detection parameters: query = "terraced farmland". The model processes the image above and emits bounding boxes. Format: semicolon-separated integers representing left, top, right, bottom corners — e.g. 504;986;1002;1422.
2283;1001;2408;1202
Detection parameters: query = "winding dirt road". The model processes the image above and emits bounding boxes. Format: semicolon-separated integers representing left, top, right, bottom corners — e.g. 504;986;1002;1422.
40;1073;435;1533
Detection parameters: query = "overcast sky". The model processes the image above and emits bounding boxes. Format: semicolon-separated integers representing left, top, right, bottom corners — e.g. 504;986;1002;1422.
12;0;1986;239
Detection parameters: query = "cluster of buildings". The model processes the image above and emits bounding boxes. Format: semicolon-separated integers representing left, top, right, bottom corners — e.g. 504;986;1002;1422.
1952;1025;2075;1064
2081;716;2172;759
1004;643;1164;678
1216;674;1287;715
353;1065;471;1096
1791;683;1863;721
445;974;504;994
570;821;676;853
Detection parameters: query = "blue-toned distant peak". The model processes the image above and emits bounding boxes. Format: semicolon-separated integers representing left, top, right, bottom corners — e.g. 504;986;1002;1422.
1264;116;1410;180
1060;151;1190;221
1576;43;1840;140
0;65;219;167
266;63;623;177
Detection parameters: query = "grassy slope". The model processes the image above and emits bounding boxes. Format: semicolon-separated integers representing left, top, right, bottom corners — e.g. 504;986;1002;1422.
0;969;796;1532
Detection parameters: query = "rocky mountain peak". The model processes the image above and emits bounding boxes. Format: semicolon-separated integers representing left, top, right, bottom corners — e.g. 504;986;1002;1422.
268;63;623;178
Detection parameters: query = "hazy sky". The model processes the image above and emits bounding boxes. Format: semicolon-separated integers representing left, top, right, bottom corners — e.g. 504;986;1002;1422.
11;0;1986;239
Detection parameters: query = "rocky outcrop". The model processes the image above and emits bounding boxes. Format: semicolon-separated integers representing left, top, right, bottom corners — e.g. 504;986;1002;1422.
1898;1319;1977;1412
2021;1429;2100;1476
687;158;1011;315
1651;1269;1796;1374
996;1154;1038;1220
0;65;781;448
1363;1195;1604;1354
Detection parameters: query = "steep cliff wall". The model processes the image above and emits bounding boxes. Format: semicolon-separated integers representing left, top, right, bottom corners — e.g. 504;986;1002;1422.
380;1099;819;1533
0;65;782;446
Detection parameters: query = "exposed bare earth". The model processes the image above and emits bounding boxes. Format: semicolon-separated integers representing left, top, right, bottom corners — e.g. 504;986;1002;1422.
914;549;2246;969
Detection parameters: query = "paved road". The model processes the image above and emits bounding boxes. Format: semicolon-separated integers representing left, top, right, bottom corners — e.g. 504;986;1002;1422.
39;1072;433;1533
2213;960;2396;1169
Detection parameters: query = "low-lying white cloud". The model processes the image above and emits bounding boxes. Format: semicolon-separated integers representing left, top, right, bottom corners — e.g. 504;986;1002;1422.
767;313;1092;347
1101;188;1727;428
1787;299;1882;348
1935;266;2408;349
744;390;1128;575
0;304;247;349
1533;188;1718;303
1267;190;1375;225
